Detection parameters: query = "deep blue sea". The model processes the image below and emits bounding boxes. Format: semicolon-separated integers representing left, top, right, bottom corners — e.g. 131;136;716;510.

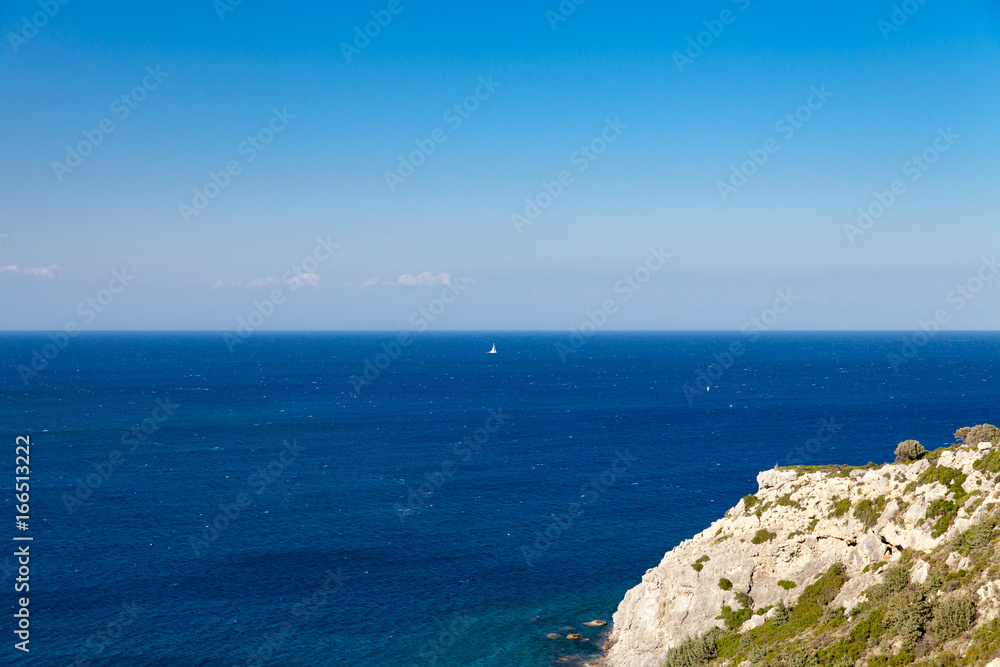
1;332;998;666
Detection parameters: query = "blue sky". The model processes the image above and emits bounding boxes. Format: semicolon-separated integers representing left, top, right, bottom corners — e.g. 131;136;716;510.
1;0;999;330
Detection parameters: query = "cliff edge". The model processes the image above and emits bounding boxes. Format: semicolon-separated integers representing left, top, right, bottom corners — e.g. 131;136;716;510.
601;426;1000;666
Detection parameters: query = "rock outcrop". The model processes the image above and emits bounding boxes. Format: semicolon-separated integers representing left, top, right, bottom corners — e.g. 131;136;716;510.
601;439;1000;666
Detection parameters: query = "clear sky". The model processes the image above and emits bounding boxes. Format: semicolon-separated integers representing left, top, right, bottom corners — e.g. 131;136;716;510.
2;0;999;330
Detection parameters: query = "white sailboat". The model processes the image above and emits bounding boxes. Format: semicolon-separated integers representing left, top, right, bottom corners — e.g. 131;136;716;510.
489;343;497;354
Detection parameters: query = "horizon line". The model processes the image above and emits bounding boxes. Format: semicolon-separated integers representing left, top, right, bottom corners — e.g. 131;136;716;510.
1;329;999;334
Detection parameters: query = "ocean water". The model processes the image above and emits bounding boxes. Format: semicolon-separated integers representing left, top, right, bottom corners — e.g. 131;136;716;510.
1;332;998;666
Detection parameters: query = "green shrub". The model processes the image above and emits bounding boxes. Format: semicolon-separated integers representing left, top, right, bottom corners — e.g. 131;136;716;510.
831;497;851;518
929;594;975;641
691;554;710;572
961;423;1000;445
780;563;849;636
714;632;740;659
854;497;889;529
786;650;818;667
816;605;886;666
966;618;1000;664
954;427;971;443
919;465;968;503
887;590;932;651
662;627;725;667
976;448;1000;475
863;564;909;606
717;605;753;631
926;498;958;538
895;439;927;463
752;528;777;544
735;591;753;609
778;579;797;590
777;494;802;509
868;650;915;667
745;643;768;664
742;494;759;510
772;599;790;626
955;509;1000;554
718;577;733;591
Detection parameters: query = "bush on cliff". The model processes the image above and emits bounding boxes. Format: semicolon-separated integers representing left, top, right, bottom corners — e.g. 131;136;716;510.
662;627;724;667
895;439;927;463
854;497;888;529
717;605;753;631
930;593;976;641
959;424;1000;446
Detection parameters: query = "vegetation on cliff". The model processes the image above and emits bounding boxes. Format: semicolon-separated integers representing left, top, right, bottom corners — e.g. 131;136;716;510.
656;424;1000;667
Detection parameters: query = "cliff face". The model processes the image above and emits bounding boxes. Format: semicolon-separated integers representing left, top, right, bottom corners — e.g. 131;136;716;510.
601;439;1000;667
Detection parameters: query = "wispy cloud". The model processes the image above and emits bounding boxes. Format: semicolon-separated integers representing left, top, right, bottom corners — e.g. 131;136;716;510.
194;274;323;290
286;272;320;290
397;271;453;286
0;264;59;278
245;277;281;288
353;272;474;288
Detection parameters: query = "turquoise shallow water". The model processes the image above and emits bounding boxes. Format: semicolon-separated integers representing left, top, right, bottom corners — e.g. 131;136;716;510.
1;331;997;665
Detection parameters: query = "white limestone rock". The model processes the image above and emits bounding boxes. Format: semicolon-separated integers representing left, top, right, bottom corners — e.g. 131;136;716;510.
602;445;996;667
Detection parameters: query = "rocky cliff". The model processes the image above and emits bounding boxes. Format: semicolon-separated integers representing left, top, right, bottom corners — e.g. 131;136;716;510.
601;429;1000;666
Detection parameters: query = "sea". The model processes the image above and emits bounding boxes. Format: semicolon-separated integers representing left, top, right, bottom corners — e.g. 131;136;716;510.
1;332;998;666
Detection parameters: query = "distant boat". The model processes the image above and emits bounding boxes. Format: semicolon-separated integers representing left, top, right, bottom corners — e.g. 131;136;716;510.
489;343;497;354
